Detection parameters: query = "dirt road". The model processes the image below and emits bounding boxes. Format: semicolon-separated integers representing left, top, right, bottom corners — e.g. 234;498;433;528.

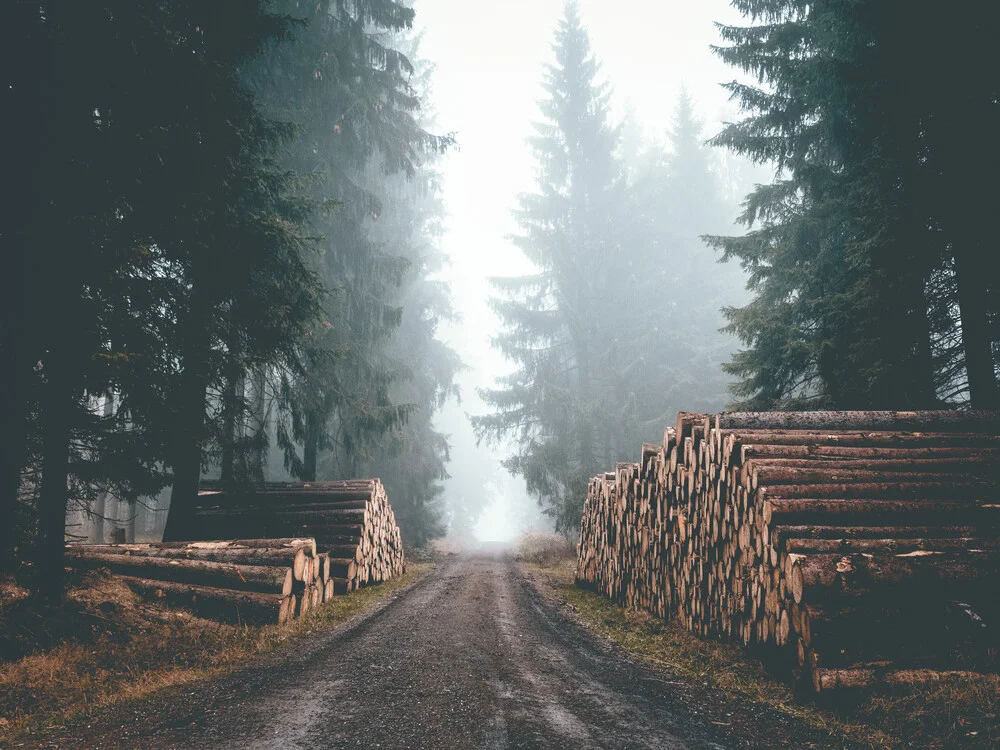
27;553;850;749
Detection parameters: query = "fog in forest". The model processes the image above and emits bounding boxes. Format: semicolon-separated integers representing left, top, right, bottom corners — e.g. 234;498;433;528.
13;0;990;581
418;0;764;541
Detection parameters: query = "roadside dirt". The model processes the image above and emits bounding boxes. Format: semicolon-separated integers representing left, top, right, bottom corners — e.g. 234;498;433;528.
14;552;855;749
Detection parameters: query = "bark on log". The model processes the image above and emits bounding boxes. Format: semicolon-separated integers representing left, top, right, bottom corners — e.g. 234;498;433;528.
739;444;1000;461
118;576;293;626
760;481;996;500
66;550;294;595
789;552;1000;603
814;668;982;692
725;431;1000;448
717;410;1000;433
66;543;308;578
784;537;1000;554
763;499;991;525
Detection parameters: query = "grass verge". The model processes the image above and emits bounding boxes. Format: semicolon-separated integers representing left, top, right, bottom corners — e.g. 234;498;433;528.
529;560;999;750
0;562;433;744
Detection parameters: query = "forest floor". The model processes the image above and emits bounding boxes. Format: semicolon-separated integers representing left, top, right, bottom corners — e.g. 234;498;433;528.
6;550;867;750
0;563;433;747
530;559;1000;750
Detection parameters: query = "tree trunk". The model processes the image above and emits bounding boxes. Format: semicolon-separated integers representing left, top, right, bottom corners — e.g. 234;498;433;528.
954;247;998;409
162;315;212;543
0;349;27;573
302;410;320;482
119;576;293;626
88;394;116;544
0;275;30;573
35;358;74;601
65;549;294;595
220;341;243;489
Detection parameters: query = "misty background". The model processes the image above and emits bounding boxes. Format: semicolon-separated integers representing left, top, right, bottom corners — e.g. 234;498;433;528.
419;0;763;541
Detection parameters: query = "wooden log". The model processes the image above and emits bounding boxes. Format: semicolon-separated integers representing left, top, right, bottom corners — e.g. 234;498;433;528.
66;543;308;578
66;550;294;595
196;500;369;515
723;431;1000;448
789;552;1000;604
322;543;363;563
763;499;992;525
327;557;358;580
750;467;993;487
772;525;985;543
739;444;1000;461
315;553;330;584
193;508;368;523
295;590;311;617
118;576;293;626
142;538;317;556
716;410;1000;433
814;668;984;692
784;537;1000;554
760;481;996;500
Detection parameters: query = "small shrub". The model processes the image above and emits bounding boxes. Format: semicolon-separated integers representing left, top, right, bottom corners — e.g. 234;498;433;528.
515;533;577;567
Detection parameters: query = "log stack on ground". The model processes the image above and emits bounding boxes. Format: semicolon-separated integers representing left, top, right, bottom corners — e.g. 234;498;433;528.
65;538;325;625
163;479;406;594
576;410;1000;697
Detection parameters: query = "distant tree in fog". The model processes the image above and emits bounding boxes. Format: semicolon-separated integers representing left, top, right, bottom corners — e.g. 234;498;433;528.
476;3;735;532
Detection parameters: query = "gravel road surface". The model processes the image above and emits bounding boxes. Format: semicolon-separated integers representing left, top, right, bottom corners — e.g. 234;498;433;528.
23;553;850;749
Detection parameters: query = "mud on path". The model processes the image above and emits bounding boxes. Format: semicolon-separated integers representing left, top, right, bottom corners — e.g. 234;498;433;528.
23;553;851;749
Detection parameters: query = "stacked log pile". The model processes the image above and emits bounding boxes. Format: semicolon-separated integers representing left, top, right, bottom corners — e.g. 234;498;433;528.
163;479;405;593
65;538;324;625
576;410;1000;695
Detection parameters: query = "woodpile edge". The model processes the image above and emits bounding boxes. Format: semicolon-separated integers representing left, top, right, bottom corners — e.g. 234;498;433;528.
576;410;1000;697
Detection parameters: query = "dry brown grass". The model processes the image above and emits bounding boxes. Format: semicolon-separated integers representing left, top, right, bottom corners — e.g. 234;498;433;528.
514;532;577;567
530;562;1000;750
0;563;433;743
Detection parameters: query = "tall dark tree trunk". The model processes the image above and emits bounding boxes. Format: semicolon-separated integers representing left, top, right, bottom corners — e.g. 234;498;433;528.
955;246;998;409
886;269;937;409
302;410;319;482
125;501;135;544
0;331;28;574
220;360;241;490
162;319;212;542
34;356;74;601
89;394;115;544
577;340;594;474
252;369;267;436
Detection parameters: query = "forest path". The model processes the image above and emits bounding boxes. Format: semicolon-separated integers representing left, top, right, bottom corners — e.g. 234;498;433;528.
28;554;850;749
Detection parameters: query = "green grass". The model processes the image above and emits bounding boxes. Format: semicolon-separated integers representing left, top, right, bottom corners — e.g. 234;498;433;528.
531;560;1000;750
0;563;434;744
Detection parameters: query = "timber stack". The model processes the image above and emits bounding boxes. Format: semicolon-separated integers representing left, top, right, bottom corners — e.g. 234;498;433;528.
163;479;406;593
576;410;1000;696
65;538;324;625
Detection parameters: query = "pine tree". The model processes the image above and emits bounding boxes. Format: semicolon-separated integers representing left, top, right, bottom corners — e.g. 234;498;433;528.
623;90;738;422
243;2;459;544
475;3;628;532
0;2;322;595
709;0;999;410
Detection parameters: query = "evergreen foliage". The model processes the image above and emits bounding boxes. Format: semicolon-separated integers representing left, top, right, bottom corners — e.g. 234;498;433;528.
710;0;1000;410
0;0;457;595
476;4;738;532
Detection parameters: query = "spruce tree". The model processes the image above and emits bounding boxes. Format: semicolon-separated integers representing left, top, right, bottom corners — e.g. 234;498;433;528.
475;3;627;532
709;0;999;410
714;0;937;409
